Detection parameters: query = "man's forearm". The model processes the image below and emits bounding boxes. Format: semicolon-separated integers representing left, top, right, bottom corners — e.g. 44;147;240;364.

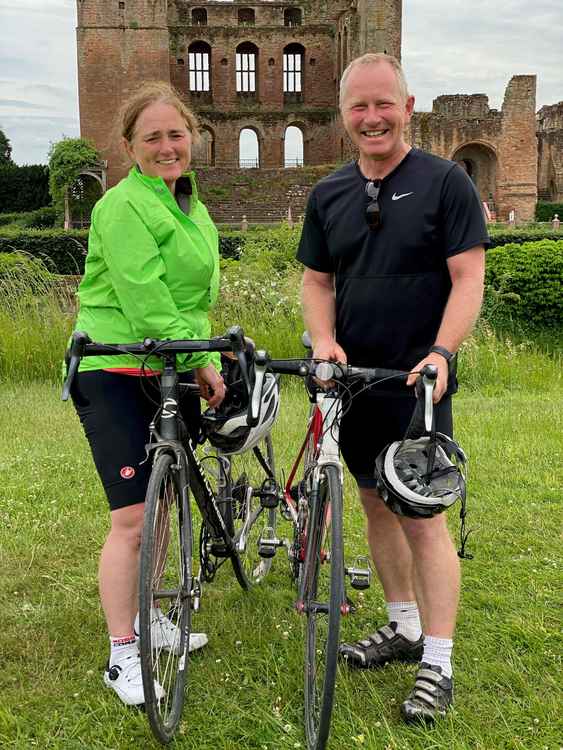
301;276;336;345
434;276;484;353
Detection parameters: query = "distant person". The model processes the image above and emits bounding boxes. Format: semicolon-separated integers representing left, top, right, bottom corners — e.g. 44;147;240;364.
70;82;225;706
297;53;487;723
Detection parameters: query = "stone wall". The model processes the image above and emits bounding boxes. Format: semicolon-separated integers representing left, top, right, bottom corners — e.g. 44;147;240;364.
406;76;538;222
537;102;563;202
195;164;335;224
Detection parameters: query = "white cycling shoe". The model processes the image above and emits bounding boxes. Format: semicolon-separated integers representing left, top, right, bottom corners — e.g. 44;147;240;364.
103;649;164;707
135;608;208;656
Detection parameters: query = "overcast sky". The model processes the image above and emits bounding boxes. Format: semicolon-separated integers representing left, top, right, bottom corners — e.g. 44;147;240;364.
0;0;561;165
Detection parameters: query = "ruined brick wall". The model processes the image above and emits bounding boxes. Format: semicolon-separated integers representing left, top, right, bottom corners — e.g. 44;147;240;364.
537;102;563;202
196;164;335;223
77;0;170;186
407;77;538;222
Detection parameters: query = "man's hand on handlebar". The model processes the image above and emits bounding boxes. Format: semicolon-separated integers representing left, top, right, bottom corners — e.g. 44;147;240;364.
195;364;226;408
407;353;448;403
311;337;348;389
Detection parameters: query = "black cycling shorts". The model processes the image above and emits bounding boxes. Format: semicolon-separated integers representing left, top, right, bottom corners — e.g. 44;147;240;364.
339;389;453;490
71;370;201;511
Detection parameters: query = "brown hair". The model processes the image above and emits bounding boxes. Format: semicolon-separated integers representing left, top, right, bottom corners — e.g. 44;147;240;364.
340;53;409;106
117;81;200;146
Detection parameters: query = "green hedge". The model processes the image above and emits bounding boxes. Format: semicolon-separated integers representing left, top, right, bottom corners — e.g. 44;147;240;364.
0;229;247;274
0;164;50;213
535;201;563;222
0;207;57;229
485;240;563;327
488;227;562;247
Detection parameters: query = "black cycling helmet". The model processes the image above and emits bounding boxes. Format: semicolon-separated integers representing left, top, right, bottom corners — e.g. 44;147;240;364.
375;432;467;519
201;352;280;455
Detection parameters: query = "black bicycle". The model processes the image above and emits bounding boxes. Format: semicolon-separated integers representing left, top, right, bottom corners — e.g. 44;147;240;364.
62;326;279;744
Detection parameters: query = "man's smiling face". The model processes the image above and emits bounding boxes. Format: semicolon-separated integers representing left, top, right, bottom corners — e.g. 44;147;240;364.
341;62;414;166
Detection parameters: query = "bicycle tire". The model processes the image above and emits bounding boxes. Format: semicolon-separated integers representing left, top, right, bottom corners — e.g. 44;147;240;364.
303;464;344;750
139;452;193;744
223;435;278;589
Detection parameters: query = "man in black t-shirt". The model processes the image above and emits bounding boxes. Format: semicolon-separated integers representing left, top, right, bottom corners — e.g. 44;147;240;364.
297;53;488;724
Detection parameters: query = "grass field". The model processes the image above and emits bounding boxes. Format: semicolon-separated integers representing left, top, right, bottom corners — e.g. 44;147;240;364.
1;354;561;749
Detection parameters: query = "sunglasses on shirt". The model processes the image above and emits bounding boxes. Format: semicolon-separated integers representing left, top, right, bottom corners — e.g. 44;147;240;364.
365;180;382;230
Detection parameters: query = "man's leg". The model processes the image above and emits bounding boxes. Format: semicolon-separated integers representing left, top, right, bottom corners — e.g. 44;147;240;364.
339;486;423;668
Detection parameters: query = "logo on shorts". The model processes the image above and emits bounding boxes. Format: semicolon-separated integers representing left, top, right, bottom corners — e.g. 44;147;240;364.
120;466;136;479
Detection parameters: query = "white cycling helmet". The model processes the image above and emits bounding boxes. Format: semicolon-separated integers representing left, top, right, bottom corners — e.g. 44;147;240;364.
375;433;467;519
202;354;280;455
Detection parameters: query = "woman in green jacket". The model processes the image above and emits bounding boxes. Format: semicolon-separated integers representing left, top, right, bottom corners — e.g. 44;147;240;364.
71;82;224;707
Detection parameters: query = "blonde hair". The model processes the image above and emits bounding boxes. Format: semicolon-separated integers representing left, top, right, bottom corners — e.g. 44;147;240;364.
340;53;409;106
117;81;200;145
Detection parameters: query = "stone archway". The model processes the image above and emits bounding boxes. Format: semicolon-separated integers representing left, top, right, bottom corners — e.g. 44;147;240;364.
452;142;498;211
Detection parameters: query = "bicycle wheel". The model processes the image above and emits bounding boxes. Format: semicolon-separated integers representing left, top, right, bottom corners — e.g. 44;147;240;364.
139;452;193;744
303;464;344;750
222;434;278;589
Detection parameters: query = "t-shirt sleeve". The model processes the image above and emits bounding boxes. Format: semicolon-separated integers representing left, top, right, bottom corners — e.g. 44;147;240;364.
441;163;491;258
296;189;334;272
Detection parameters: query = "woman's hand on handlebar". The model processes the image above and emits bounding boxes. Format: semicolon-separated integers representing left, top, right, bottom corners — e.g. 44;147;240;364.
407;353;448;403
195;364;226;408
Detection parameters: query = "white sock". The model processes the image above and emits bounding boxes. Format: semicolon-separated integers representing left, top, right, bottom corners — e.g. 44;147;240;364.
422;635;453;678
386;600;422;642
109;635;138;666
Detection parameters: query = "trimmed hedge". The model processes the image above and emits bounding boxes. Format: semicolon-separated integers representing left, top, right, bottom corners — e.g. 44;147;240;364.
0;229;247;274
0;207;57;229
535;201;563;222
488;227;562;247
485;240;563;328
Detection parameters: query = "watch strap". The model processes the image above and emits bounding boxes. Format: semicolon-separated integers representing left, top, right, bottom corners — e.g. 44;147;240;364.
429;345;454;362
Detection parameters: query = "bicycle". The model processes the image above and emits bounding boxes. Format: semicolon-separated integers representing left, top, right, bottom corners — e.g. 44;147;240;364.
62;326;279;744
254;340;438;750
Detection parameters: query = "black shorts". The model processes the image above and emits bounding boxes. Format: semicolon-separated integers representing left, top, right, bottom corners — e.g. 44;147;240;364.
339;389;453;489
71;370;201;511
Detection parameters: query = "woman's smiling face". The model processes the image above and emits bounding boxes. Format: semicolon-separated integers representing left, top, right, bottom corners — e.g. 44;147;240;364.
124;101;192;192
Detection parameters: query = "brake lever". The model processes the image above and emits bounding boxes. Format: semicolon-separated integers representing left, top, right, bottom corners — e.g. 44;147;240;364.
419;364;438;432
61;330;91;401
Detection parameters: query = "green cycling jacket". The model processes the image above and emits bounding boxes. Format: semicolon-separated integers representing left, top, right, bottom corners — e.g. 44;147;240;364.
74;167;220;372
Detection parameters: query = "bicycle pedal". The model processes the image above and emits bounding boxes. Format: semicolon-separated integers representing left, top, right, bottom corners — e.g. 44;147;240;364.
346;555;372;590
208;539;229;557
259;479;279;509
257;526;283;558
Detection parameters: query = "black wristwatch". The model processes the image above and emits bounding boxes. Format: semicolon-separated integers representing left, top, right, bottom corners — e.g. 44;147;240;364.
429;345;455;363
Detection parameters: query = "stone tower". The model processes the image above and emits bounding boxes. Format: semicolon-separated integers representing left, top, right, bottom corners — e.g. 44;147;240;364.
76;0;171;185
355;0;402;60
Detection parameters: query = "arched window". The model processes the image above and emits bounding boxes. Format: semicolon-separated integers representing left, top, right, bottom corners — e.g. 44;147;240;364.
236;42;258;93
239;128;260;168
343;27;349;69
284;8;302;26
238;8;255;26
192;126;215;166
284;125;304;168
192;8;207;26
188;41;211;92
284;43;304;95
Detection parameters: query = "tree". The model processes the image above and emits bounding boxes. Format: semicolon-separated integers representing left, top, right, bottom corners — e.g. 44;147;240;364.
0;128;14;166
48;137;100;220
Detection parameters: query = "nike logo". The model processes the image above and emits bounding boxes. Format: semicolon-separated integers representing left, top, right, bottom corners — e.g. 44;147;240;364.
392;192;414;201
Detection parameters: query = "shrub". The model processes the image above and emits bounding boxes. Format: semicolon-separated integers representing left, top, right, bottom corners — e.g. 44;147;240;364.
488;227;562;247
535;201;563;222
239;223;302;272
0;229;88;274
0;164;51;213
0;207;57;230
484;240;563;328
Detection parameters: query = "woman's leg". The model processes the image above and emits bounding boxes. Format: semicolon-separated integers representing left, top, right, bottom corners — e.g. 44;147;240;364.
99;502;145;637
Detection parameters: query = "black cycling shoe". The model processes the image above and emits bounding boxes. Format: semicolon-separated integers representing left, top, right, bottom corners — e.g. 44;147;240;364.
400;662;453;724
339;622;423;668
